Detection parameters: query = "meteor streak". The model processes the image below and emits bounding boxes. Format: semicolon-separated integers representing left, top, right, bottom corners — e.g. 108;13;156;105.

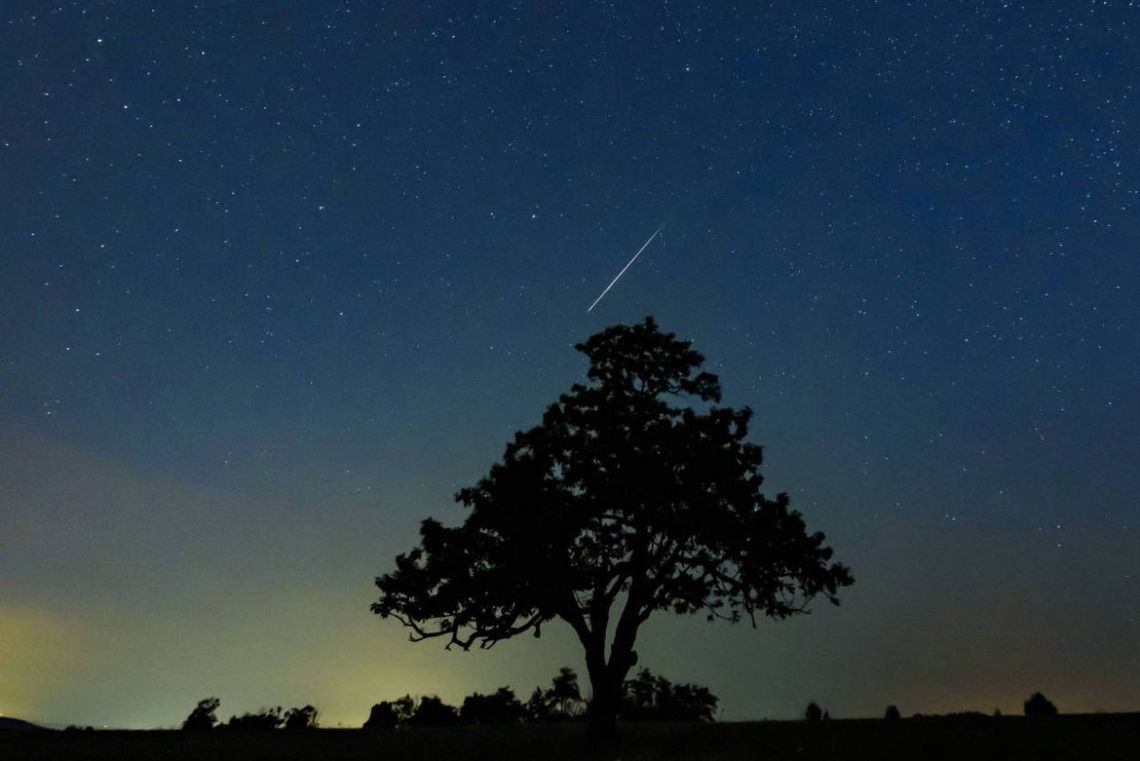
586;220;668;313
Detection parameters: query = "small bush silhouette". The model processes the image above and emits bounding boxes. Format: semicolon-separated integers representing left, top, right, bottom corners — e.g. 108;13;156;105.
224;707;283;730
283;705;319;730
364;696;414;729
526;667;586;722
621;668;718;722
364;703;397;729
1024;692;1058;717
884;704;901;720
460;687;526;724
182;697;220;731
805;702;823;721
407;695;460;726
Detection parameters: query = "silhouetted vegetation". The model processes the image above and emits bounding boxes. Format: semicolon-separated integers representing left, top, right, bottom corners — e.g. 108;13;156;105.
364;696;414;729
621;669;718;722
1025;692;1059;717
181;697;220;731
212;703;320;731
224;708;284;730
359;666;716;730
363;702;398;730
526;667;587;722
406;696;460;726
12;714;1140;761
460;687;527;724
283;705;319;730
373;318;853;734
805;701;823;721
884;705;901;720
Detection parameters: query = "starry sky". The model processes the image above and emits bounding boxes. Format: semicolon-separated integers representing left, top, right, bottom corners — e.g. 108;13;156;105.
1;0;1138;728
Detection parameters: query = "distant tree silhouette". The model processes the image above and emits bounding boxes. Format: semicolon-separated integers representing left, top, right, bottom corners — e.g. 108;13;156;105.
548;667;587;719
282;705;319;730
181;697;220;730
364;702;399;729
406;695;460;726
525;687;551;722
224;707;283;730
364;696;414;729
884;704;901;720
805;702;823;722
373;318;853;734
523;667;587;722
460;687;526;724
621;668;718;722
1024;692;1058;717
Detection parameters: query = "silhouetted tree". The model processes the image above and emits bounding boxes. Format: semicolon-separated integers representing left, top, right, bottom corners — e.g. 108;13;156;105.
406;695;460;726
621;668;718;722
460;687;526;724
364;696;414;729
525;687;551;722
372;318;853;734
805;702;823;722
224;707;283;730
548;667;586;719
282;705;319;730
523;667;588;722
1024;692;1058;717
181;697;220;730
364;702;399;729
884;704;901;720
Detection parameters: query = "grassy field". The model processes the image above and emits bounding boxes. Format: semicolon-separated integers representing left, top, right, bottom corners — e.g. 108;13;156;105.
3;714;1138;760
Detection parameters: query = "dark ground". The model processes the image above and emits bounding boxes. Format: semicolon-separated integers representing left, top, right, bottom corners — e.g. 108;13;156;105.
3;714;1138;760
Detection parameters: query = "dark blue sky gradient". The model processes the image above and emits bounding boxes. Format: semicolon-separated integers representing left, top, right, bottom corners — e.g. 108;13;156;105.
1;1;1137;727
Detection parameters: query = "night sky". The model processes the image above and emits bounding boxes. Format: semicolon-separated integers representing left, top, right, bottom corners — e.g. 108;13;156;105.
2;1;1138;729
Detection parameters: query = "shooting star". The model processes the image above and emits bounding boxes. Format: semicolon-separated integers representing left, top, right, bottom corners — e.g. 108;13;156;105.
587;220;668;313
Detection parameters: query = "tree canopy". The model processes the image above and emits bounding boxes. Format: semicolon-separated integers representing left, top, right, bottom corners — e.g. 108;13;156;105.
372;317;853;730
181;697;220;731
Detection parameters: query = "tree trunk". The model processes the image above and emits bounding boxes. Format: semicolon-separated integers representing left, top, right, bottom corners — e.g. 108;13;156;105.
585;644;637;739
586;669;622;739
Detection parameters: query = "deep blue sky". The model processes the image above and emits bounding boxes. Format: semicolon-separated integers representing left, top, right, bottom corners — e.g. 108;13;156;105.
1;0;1137;727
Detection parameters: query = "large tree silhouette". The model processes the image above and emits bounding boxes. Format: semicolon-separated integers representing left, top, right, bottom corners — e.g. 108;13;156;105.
372;317;853;733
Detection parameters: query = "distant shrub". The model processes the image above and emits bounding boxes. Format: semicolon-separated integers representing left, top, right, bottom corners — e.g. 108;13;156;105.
225;707;283;730
460;687;526;724
620;668;718;722
1024;692;1058;717
364;703;397;729
805;702;823;722
406;696;460;726
525;667;587;722
283;705;319;730
182;697;220;731
884;705;901;720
